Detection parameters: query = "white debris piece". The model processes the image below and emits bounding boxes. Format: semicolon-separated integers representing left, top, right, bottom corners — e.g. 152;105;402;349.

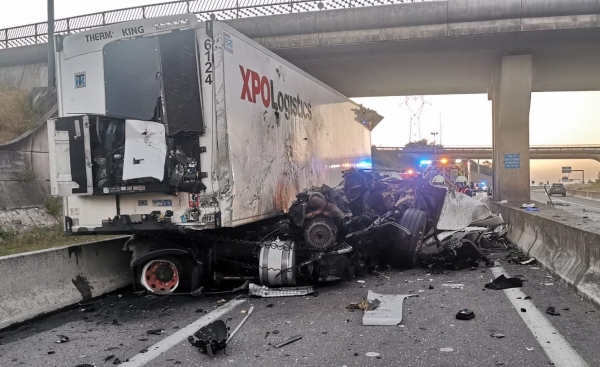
362;291;417;326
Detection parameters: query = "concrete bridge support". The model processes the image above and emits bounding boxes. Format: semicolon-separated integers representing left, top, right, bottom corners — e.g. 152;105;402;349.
491;55;532;202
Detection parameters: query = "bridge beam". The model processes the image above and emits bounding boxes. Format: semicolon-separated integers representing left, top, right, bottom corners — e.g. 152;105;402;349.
491;55;532;202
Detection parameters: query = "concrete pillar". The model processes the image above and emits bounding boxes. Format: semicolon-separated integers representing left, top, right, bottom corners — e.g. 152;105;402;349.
491;55;532;202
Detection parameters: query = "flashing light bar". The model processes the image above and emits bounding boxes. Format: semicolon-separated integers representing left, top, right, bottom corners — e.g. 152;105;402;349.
420;160;433;165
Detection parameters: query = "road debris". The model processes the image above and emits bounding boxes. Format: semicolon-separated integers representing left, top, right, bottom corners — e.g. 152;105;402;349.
362;291;417;326
188;320;228;356
273;335;303;348
248;283;314;297
440;348;454;352
521;308;527;313
55;335;69;344
366;352;381;357
147;329;164;335
485;275;523;290
347;298;381;311
545;307;561;316
490;333;505;339
526;347;534;351
226;306;254;343
456;309;475;320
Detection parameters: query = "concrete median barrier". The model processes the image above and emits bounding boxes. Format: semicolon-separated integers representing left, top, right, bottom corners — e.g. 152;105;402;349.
566;189;589;199
491;202;600;307
0;237;131;330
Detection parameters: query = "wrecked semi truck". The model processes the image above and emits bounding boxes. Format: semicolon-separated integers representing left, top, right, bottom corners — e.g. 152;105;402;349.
47;15;383;293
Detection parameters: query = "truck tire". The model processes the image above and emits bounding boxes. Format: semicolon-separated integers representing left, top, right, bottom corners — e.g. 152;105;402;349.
391;208;427;269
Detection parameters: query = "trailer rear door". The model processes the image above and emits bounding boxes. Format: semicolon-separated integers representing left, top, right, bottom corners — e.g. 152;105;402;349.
48;116;93;196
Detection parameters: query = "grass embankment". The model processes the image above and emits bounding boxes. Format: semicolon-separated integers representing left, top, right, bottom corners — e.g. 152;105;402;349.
0;87;38;144
0;224;119;257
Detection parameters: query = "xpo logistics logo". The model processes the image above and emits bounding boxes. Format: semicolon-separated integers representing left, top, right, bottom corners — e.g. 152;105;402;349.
240;66;312;120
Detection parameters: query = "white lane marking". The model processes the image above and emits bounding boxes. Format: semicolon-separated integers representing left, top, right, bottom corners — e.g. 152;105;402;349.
491;266;590;367
120;298;246;367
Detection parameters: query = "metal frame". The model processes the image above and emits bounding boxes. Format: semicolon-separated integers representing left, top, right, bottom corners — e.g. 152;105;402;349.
0;0;434;49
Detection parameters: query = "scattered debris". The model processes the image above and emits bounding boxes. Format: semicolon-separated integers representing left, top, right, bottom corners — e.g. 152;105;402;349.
147;329;164;335
521;308;527;313
490;333;505;339
429;285;434;290
347;298;381;311
274;335;303;348
520;258;537;265
366;352;381;357
456;309;475;320
112;319;121;326
357;280;366;284
524;296;531;300
264;331;270;339
188;320;228;356
217;299;227;304
226;306;254;343
104;355;115;361
485;275;523;290
545;307;561;316
249;283;314;298
265;304;274;308
562;307;570;311
113;358;121;365
48;351;55;355
543;283;554;286
526;347;534;351
442;284;465;288
272;330;280;334
55;335;69;344
363;291;417;326
440;348;454;352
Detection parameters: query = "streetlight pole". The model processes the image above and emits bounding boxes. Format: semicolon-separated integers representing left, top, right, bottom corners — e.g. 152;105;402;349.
430;132;439;156
47;0;55;87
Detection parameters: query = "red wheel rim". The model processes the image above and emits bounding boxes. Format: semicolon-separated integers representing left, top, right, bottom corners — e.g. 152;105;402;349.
140;260;180;293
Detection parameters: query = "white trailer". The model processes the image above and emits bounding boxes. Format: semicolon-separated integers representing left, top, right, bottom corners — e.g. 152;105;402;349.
47;15;380;293
49;14;377;234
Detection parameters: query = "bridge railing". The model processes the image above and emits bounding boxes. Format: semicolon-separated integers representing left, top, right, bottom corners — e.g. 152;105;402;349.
0;0;434;49
376;145;600;151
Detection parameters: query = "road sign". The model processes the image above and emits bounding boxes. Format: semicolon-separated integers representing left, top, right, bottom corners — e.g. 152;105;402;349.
562;166;571;173
504;153;520;169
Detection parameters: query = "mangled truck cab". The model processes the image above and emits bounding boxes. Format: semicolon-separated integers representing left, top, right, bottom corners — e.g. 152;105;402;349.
47;15;382;293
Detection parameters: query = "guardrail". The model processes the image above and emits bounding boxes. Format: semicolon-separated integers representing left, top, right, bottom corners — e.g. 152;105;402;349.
0;0;435;49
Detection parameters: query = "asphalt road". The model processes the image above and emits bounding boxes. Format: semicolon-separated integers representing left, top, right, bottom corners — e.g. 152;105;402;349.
1;259;599;367
530;189;600;210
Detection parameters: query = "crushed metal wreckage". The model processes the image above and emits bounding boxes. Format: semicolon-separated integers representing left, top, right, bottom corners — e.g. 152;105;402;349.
129;169;506;295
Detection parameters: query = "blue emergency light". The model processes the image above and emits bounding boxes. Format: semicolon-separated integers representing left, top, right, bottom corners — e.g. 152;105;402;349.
420;160;433;165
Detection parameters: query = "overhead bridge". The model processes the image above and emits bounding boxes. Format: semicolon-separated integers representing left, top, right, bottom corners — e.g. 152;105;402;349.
375;146;600;162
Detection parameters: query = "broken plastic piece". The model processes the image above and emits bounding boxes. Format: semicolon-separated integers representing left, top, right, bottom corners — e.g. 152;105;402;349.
484;275;523;290
248;283;314;298
490;333;505;339
274;335;302;348
147;329;164;335
440;348;454;352
362;291;417;326
188;320;228;356
456;309;475;320
366;352;381;357
545;307;561;316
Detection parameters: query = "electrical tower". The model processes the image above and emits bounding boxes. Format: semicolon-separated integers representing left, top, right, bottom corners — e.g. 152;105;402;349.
399;96;431;142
